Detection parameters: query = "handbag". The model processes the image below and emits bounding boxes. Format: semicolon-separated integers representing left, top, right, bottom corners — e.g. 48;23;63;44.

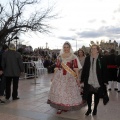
102;85;109;105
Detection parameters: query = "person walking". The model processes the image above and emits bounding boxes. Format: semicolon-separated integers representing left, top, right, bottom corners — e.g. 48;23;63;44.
2;44;24;100
81;44;108;116
47;41;82;114
116;54;120;92
107;49;118;91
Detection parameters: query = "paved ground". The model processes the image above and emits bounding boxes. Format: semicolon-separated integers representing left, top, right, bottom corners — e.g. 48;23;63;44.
0;73;120;120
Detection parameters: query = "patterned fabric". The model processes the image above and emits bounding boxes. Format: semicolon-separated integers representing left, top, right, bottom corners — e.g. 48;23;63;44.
47;55;82;110
56;54;82;74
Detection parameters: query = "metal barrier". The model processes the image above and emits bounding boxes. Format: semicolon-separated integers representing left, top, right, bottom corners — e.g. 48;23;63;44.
19;61;48;81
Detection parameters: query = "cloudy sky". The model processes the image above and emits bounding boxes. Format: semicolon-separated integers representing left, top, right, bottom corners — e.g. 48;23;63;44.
2;0;120;51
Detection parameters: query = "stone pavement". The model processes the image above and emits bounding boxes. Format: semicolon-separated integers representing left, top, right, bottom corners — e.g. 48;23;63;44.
0;73;120;120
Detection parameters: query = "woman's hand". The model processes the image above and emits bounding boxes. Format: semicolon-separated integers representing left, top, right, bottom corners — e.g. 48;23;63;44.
80;82;84;87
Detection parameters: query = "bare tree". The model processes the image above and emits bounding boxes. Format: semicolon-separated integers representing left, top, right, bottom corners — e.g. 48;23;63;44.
0;0;57;45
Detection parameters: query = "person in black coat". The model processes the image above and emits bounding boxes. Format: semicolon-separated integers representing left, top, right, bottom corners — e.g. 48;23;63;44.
2;44;24;100
43;56;50;71
107;49;118;91
116;54;120;92
81;44;108;116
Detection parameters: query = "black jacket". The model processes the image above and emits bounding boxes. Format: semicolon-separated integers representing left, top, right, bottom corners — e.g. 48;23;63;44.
81;54;108;87
2;50;24;77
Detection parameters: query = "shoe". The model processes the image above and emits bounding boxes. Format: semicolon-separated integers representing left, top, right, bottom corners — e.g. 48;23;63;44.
56;110;62;114
92;109;97;115
85;109;92;116
118;90;120;93
108;88;111;91
0;99;5;104
114;88;118;91
13;97;20;100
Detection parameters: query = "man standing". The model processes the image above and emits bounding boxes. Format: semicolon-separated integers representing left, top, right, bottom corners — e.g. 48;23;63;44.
2;44;24;100
107;49;117;91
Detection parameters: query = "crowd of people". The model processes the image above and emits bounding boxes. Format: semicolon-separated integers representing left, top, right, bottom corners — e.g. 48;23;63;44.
0;41;120;117
0;43;58;103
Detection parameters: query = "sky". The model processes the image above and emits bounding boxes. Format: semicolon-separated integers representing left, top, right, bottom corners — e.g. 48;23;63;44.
1;0;120;51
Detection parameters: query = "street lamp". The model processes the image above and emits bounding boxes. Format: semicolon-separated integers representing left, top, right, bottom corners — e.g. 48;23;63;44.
72;38;78;51
72;35;83;51
14;36;19;50
76;39;83;51
46;42;48;49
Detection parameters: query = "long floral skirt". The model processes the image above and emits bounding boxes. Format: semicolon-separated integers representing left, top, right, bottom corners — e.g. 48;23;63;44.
47;70;82;111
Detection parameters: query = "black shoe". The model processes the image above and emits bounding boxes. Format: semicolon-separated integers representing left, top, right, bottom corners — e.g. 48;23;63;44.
108;88;111;91
114;88;118;91
92;109;97;115
85;109;92;116
13;97;20;100
0;99;5;104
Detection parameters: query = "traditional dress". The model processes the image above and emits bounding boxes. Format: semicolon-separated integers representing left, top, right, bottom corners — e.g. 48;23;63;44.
47;54;82;110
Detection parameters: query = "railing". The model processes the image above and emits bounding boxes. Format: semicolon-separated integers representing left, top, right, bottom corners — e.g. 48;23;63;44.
19;61;48;81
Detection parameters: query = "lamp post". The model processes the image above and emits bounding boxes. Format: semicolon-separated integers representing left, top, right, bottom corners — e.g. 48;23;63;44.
76;39;83;51
14;36;19;50
46;42;48;49
72;38;78;51
73;36;83;51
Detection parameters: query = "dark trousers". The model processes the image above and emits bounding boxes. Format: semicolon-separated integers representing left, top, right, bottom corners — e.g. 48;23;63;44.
0;75;6;96
87;92;100;111
108;68;117;81
5;77;19;99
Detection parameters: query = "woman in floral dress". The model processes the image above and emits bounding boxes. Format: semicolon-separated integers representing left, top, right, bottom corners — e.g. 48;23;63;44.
47;41;82;114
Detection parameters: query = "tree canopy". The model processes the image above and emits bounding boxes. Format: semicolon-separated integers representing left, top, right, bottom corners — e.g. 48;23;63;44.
0;0;57;45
